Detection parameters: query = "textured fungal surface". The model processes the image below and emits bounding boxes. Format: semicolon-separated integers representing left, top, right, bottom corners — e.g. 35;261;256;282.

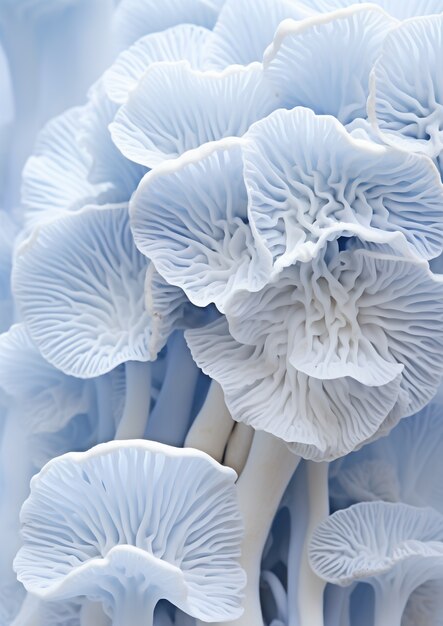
3;0;443;625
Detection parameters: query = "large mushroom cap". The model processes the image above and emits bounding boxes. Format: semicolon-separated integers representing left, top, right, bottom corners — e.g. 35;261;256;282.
14;440;245;623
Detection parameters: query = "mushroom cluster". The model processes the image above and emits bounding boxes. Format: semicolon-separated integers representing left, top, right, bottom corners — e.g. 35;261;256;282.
2;0;443;625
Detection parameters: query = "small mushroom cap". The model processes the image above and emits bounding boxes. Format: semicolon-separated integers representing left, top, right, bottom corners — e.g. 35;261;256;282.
309;502;443;590
110;61;277;168
112;0;220;50
103;24;211;104
330;401;443;512
301;0;443;19
130;138;272;311
263;6;396;124
14;440;245;622
13;204;151;378
368;15;443;161
186;241;443;460
203;0;312;69
243;106;443;265
21;107;111;229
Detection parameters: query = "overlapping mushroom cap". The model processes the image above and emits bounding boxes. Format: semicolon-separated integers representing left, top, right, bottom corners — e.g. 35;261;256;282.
330;400;443;512
368;15;443;173
186;240;443;460
14;440;245;624
309;501;443;598
13;204;153;378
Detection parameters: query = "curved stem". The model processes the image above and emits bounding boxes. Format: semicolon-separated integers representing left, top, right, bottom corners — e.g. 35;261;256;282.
210;431;300;626
373;587;407;626
146;332;200;447
324;584;353;626
298;461;329;626
224;422;254;475
10;594;41;626
94;374;115;443
115;361;151;440
184;380;234;461
80;601;111;626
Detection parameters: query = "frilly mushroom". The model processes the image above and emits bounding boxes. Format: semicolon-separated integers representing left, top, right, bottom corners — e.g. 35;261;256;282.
302;0;443;20
109;61;277;168
330;400;443;513
14;440;245;626
103;24;211;104
111;0;221;50
242;106;443;266
263;5;396;125
203;0;313;69
130;137;272;312
368;15;443;172
21;106;112;229
186;239;443;624
13;204;153;439
309;501;443;626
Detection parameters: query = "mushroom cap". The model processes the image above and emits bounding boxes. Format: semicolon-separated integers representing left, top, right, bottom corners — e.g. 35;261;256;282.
130;138;272;311
301;0;443;19
112;0;220;50
186;240;443;460
21;107;111;229
263;5;396;125
13;204;152;378
103;24;211;104
203;0;311;69
243;106;443;265
330;401;443;513
14;440;245;622
109;61;277;168
0;323;91;434
309;502;443;590
368;15;443;162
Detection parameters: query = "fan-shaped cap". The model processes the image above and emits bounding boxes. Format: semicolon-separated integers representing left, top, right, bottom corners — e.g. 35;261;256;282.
14;440;245;623
80;81;146;195
0;324;90;433
130;138;272;311
368;16;443;163
309;502;443;591
13;204;152;378
21;107;111;230
330;400;443;513
110;61;277;168
302;0;443;20
263;5;396;125
186;240;443;460
112;0;220;50
203;0;312;69
103;24;211;104
243;107;443;265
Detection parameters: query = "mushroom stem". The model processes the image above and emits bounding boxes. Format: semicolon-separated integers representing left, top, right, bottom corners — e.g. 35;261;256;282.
115;360;151;440
373;587;408;626
323;584;353;626
298;461;329;626
95;374;115;442
146;332;200;446
80;601;111;626
223;422;254;475
184;380;234;462
112;591;158;626
209;431;300;626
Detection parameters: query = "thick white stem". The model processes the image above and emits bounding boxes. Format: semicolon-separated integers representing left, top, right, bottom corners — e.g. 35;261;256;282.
224;422;254;475
209;431;300;626
10;595;41;626
373;587;407;626
298;461;329;626
184;380;234;461
115;361;151;440
80;601;111;626
112;591;157;626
